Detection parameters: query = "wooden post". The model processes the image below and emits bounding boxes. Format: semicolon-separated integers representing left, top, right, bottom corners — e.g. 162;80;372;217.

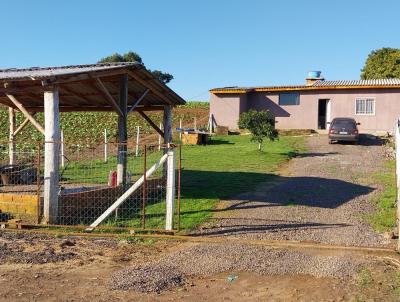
165;148;176;230
135;126;140;157
194;117;197;131
163;106;173;145
117;74;128;186
104;129;108;163
179;118;182;141
60;130;65;168
8;107;16;165
43;86;61;224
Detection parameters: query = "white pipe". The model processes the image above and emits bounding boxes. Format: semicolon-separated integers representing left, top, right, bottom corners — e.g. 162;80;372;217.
86;153;169;230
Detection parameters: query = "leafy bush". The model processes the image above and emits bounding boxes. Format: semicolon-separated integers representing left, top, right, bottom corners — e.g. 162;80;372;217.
238;110;278;151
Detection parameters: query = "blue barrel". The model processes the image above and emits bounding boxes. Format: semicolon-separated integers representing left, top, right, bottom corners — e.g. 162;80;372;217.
308;71;321;78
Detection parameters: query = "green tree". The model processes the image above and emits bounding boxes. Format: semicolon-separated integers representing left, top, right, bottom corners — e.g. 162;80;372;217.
361;48;400;79
98;51;173;83
238;110;278;151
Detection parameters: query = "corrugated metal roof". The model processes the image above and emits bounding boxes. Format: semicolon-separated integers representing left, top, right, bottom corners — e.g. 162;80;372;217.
0;62;142;81
0;62;186;110
210;78;400;93
312;79;400;86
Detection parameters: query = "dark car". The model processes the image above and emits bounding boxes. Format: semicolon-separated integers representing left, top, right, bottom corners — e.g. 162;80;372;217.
328;118;360;144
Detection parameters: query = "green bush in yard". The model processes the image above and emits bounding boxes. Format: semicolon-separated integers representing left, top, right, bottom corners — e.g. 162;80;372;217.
238;109;278;151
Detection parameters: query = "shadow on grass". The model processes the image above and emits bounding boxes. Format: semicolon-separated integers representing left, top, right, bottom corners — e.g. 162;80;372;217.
181;169;373;209
173;169;374;234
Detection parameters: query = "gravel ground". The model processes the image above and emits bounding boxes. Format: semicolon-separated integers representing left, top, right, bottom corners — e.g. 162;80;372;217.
111;242;366;293
195;135;390;247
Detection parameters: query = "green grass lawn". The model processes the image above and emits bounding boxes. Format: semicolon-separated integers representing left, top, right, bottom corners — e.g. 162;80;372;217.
60;135;304;232
367;160;397;232
143;135;304;231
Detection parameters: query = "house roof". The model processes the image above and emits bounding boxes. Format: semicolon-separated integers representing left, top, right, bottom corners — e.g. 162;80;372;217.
210;78;400;94
0;62;185;112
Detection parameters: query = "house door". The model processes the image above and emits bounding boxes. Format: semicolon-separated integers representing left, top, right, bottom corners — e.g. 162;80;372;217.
318;99;330;129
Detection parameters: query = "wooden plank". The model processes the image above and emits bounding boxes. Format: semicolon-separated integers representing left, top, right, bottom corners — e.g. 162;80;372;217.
43;87;61;224
4;105;166;112
5;94;45;135
138;111;164;137
94;78;124;116
126;70;173;105
14;115;34;136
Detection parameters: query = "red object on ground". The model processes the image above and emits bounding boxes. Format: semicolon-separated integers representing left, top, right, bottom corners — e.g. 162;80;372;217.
109;171;117;187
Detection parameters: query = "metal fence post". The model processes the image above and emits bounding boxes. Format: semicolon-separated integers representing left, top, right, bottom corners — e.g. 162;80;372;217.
165;146;176;231
142;145;147;229
177;144;181;231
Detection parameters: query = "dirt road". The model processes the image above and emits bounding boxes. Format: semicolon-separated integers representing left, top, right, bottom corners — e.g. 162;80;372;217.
197;134;391;247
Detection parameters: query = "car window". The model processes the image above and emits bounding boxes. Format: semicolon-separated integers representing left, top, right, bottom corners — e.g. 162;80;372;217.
332;120;356;129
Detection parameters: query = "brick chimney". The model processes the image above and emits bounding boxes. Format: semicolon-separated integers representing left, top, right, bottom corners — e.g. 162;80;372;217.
306;71;324;86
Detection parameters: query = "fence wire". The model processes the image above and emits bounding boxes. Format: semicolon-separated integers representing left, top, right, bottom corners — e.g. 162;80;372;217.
0;140;180;231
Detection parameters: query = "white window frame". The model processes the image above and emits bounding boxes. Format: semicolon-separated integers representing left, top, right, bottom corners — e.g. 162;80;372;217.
355;97;375;116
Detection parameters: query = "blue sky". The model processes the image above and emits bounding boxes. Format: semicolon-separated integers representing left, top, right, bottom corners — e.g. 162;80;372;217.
1;0;399;100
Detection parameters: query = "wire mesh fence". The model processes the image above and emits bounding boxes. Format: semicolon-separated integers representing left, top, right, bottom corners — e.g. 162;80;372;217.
0;140;181;232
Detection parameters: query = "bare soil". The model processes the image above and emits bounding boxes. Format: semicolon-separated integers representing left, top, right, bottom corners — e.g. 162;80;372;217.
0;134;399;301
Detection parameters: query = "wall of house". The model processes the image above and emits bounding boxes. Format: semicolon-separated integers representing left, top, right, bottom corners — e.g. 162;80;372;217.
210;93;247;129
211;88;400;133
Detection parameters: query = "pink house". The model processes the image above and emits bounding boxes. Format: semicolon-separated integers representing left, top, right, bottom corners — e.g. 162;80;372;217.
210;72;400;134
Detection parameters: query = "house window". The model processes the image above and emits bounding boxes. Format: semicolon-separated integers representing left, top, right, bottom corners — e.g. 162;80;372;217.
355;97;375;115
279;93;300;105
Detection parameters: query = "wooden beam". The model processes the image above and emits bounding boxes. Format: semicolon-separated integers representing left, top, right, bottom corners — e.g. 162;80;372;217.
59;86;92;105
93;78;123;116
128;89;149;114
14;114;35;136
5;94;45;135
15;105;164;112
126;70;173;105
138;111;164;137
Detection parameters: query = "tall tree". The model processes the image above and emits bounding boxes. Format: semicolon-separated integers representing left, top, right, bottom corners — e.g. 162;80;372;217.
361;48;400;79
98;51;173;84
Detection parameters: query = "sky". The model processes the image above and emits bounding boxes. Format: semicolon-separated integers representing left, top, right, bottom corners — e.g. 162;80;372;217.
0;0;399;101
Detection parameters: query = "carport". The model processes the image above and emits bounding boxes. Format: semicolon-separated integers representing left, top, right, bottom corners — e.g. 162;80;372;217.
0;62;185;226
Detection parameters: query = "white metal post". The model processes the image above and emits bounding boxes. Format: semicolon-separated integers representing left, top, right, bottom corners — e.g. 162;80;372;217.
179;118;182;141
158;122;163;151
8;107;16;165
44;87;60;224
135;126;140;157
104;129;108;163
60;130;65;168
165;148;176;231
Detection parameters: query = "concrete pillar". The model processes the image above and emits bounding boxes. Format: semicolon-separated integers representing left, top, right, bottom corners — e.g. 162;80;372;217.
43;86;60;224
117;74;128;186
